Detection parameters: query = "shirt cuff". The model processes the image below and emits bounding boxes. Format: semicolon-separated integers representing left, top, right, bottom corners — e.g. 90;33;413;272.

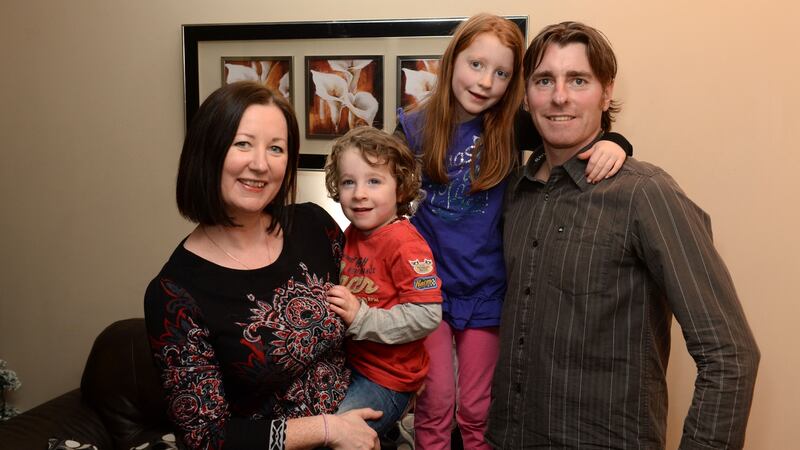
268;418;286;450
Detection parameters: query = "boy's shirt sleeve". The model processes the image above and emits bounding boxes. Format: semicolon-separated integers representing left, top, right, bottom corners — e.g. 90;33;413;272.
391;235;443;305
347;301;441;344
345;227;443;344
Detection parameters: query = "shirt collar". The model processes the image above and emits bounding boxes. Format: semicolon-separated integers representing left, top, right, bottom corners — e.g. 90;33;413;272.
513;132;605;193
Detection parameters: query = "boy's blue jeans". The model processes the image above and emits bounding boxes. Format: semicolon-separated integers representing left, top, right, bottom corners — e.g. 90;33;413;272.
336;368;413;436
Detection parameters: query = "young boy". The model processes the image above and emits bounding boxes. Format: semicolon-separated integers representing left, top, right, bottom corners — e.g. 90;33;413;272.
324;126;442;436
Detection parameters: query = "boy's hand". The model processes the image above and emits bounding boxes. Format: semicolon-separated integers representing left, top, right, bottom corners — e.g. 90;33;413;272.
578;141;627;183
326;285;361;326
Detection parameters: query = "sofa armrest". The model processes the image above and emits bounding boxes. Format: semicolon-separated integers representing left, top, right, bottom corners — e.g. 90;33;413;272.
81;318;172;448
0;389;113;450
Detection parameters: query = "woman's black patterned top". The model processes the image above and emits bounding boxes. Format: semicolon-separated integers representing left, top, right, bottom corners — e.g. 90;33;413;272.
145;203;348;450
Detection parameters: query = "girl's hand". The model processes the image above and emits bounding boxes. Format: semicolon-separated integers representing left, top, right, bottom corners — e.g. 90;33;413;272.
329;408;383;450
578;140;627;183
326;285;361;326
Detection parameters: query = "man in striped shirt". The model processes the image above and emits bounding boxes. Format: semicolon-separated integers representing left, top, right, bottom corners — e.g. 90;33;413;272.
487;22;759;449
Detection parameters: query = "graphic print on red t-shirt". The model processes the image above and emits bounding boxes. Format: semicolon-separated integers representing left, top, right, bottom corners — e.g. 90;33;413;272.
342;219;442;392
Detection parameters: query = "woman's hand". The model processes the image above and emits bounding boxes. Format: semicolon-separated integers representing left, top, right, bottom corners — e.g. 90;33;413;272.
329;408;383;450
578;140;627;183
326;285;361;326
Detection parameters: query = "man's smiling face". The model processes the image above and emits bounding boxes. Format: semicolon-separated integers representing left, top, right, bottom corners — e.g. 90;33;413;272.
525;42;613;157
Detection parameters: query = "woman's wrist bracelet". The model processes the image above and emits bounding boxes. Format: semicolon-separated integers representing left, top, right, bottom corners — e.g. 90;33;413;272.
322;413;329;447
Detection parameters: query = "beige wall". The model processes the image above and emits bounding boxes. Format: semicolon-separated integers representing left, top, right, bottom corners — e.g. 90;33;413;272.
1;0;796;448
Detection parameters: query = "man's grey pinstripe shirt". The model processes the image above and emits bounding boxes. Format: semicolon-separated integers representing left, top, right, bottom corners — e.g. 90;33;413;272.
487;149;759;449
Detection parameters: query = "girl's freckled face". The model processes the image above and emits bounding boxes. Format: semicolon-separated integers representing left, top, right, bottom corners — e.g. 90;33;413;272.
451;32;515;122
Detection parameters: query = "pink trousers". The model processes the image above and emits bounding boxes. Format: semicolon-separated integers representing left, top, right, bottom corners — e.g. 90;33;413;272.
414;321;499;450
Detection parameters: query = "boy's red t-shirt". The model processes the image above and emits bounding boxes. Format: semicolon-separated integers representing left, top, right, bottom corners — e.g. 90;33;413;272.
341;219;442;392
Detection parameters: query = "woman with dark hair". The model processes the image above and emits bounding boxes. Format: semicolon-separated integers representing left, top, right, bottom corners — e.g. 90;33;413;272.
145;81;381;450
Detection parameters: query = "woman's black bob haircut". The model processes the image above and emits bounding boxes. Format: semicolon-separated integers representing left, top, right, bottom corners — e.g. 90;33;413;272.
176;81;300;233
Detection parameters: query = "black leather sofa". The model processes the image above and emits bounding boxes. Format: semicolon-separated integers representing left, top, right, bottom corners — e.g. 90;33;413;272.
0;319;176;450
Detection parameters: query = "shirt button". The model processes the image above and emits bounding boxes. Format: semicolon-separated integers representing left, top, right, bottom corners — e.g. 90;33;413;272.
524;287;531;295
532;239;538;247
518;336;524;345
544;193;549;201
515;383;521;393
558;226;564;233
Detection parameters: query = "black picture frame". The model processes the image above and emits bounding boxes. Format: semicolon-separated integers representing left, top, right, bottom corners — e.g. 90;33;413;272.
182;16;527;169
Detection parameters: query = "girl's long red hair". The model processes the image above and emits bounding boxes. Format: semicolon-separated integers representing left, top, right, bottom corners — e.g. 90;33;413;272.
415;13;525;192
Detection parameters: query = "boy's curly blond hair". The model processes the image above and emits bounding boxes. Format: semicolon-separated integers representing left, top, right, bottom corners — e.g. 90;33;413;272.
325;126;422;217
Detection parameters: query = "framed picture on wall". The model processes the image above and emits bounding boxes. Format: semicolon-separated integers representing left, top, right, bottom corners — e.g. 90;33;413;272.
397;56;440;110
222;56;294;104
305;55;384;139
182;17;527;168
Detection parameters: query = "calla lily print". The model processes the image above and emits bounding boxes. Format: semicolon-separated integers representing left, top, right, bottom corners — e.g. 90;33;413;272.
306;55;383;138
222;57;293;102
344;91;379;130
397;56;441;109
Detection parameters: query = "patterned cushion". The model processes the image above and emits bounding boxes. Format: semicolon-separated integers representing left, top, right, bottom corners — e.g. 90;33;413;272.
128;433;180;449
48;433;179;450
47;438;98;450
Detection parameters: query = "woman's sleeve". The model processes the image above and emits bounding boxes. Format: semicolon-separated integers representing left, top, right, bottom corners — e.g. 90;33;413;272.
144;278;277;450
304;202;344;275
